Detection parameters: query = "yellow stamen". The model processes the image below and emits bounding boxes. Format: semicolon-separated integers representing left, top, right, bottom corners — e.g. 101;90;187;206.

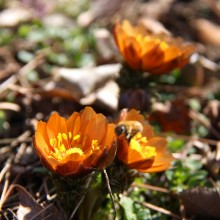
160;41;169;50
68;132;72;139
130;133;157;159
50;138;56;147
73;134;80;140
136;34;143;43
66;147;83;156
49;132;84;160
62;133;67;140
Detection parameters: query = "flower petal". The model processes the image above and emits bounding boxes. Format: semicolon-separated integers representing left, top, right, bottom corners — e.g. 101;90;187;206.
46;112;67;140
66;112;80;134
35;120;50;149
147;137;168;156
139;153;174;172
123;38;142;69
84;113;107;146
141;46;164;70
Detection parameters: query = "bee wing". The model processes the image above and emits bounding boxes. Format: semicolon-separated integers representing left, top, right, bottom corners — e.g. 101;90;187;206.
116;108;129;123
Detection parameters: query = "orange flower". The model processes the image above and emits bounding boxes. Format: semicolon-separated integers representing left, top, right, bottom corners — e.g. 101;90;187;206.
116;109;174;172
113;20;195;74
34;107;116;177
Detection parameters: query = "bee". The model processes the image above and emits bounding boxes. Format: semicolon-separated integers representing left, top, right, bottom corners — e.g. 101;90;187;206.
115;120;143;142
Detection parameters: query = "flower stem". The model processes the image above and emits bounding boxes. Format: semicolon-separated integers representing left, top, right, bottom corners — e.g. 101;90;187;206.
103;169;116;220
69;173;94;219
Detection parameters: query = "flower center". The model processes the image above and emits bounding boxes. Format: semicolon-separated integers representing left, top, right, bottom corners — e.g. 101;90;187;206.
159;41;169;50
130;133;157;159
49;132;101;161
49;132;84;160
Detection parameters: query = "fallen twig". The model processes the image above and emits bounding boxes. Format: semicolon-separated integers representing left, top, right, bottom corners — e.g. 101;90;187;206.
135;201;181;219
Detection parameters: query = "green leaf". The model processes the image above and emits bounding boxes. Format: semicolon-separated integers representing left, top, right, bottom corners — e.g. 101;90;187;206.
185;159;203;171
188;98;201;111
0;110;6;134
120;196;137;220
26;71;39;82
18;25;31;37
17;50;34;63
168;138;185;151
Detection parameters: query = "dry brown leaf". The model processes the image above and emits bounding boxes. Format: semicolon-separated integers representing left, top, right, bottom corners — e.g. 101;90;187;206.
149;99;191;134
15;184;64;220
204;100;220;139
93;28;116;62
0;8;33;27
138;17;170;35
53;64;121;101
193;19;220;46
77;0;128;27
80;80;119;113
139;0;175;20
180;187;220;219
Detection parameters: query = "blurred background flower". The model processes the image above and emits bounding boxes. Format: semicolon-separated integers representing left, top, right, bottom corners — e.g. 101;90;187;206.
113;20;195;74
